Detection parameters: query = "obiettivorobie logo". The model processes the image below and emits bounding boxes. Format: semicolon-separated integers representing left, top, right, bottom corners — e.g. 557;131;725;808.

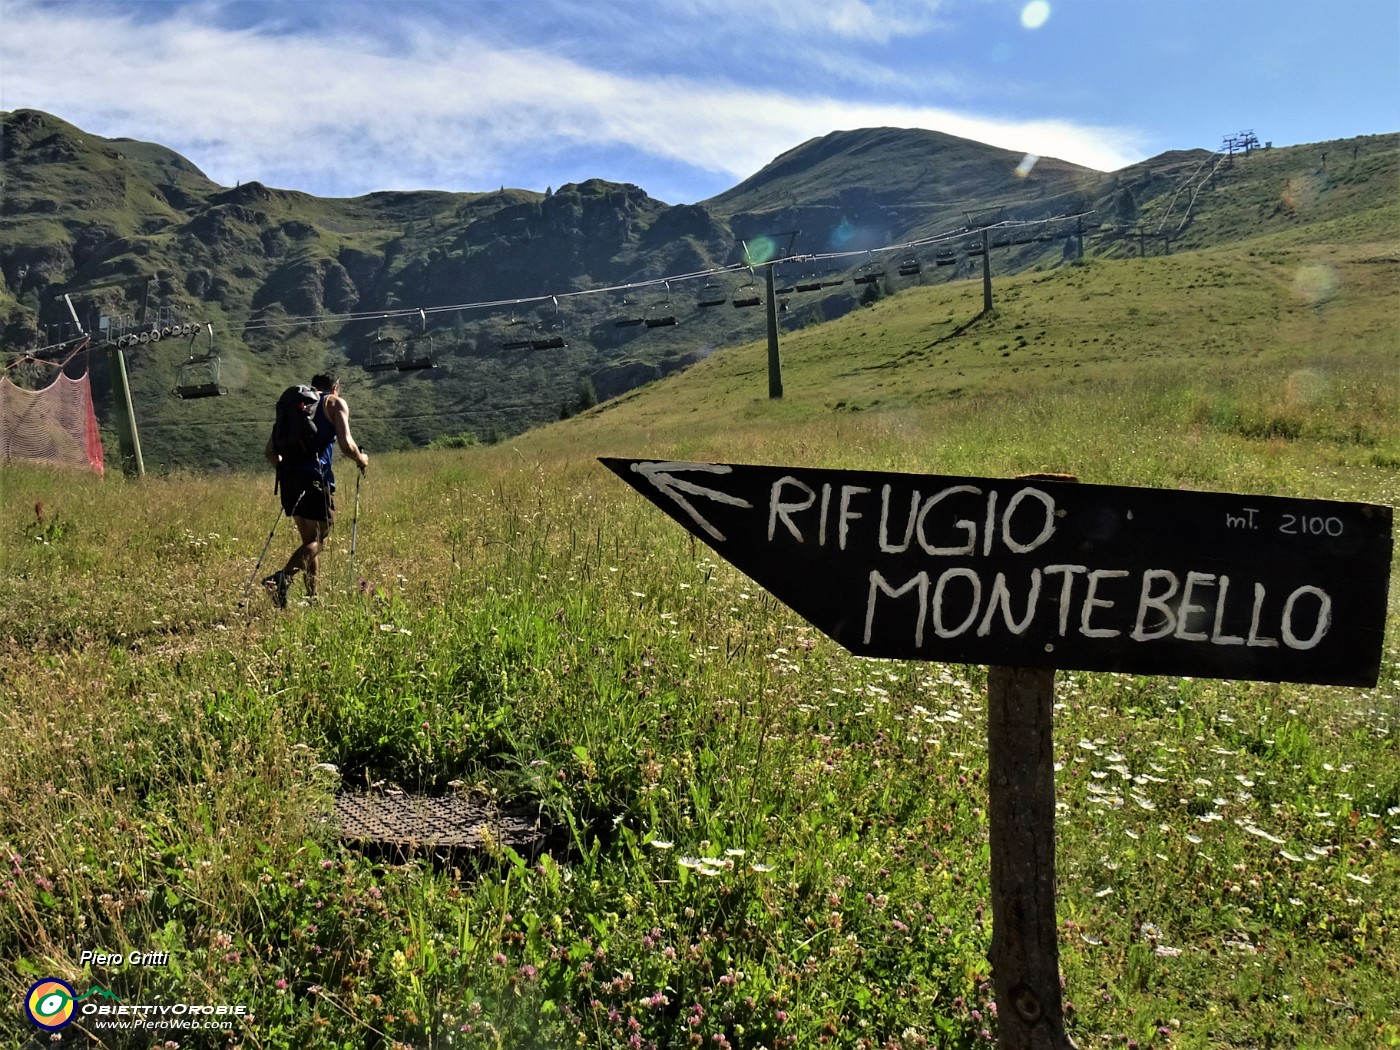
24;977;249;1033
24;978;120;1030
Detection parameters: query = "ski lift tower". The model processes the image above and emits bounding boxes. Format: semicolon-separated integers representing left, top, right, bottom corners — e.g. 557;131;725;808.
54;276;155;477
964;208;1004;314
740;231;799;399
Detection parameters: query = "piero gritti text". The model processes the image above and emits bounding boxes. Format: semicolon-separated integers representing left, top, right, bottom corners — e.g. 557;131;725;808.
80;950;170;967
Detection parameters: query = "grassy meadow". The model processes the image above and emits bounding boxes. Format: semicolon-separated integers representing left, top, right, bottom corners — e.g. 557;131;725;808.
1;223;1398;1049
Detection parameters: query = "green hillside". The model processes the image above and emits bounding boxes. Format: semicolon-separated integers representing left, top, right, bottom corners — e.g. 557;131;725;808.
1;109;1396;476
527;206;1399;485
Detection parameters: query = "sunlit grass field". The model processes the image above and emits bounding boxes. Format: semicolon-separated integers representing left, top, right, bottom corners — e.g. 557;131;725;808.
2;229;1397;1049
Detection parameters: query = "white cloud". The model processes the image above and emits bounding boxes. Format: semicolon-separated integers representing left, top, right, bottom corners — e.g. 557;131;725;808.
1;0;1144;201
669;0;954;44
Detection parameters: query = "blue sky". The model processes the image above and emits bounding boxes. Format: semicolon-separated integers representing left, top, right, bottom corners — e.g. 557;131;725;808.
2;0;1397;204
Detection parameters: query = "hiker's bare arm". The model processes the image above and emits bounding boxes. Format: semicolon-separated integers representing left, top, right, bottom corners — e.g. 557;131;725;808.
327;396;368;470
264;433;279;467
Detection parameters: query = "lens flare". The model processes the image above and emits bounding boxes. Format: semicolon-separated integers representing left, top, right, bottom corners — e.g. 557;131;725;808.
1015;154;1040;178
1285;368;1329;406
1021;1;1051;29
1292;263;1338;306
828;222;881;252
744;236;776;266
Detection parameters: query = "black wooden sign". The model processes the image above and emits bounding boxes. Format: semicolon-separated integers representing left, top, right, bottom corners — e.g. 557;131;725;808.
601;459;1393;686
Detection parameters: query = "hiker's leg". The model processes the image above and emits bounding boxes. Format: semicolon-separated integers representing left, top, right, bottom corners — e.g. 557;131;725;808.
282;516;323;581
296;517;332;596
300;482;335;596
280;478;333;593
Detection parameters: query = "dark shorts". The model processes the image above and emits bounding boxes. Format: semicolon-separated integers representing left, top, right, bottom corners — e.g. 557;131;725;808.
279;473;335;524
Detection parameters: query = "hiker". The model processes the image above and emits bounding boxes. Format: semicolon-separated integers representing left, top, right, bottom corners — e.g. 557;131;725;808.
262;371;368;606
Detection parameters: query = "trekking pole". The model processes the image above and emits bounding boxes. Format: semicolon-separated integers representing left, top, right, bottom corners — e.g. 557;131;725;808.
240;481;308;609
240;505;284;607
348;459;364;591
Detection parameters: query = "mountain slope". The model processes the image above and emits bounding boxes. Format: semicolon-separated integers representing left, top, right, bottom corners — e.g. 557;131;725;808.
1;109;1395;472
705;126;1098;248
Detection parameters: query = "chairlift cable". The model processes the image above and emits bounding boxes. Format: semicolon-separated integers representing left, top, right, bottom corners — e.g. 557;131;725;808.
169;209;1098;342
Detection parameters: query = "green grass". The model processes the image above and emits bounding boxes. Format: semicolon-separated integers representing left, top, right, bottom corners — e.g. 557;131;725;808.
0;229;1397;1049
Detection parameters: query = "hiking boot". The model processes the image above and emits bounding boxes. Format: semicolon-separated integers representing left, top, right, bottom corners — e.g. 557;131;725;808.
262;570;291;608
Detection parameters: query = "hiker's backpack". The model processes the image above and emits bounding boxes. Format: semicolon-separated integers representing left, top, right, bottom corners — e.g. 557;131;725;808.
271;384;322;463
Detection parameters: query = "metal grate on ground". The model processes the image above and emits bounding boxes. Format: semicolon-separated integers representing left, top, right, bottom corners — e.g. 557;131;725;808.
334;792;545;852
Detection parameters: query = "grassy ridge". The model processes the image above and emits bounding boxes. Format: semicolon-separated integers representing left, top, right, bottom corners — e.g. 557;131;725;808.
0;230;1397;1048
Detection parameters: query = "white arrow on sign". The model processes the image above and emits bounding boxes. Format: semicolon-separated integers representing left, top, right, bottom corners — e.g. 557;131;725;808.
630;461;753;542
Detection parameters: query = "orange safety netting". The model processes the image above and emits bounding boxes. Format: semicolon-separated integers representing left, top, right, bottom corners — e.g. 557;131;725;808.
0;369;105;475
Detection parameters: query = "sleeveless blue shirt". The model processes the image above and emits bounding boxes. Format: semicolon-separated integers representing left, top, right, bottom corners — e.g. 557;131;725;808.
281;398;337;490
312;399;336;489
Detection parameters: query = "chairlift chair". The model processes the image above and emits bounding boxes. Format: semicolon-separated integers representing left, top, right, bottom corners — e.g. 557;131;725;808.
731;270;762;308
897;257;922;277
643;282;677;328
852;257;886;285
612;292;646;327
542;297;570;348
510;297;568;351
397;333;436;371
935;248;957;266
794;272;823;292
821;268;846;288
696;279;728;308
365;343;401;372
173;352;226;399
365;319;403;371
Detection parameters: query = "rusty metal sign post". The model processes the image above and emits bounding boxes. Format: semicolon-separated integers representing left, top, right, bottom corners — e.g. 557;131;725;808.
603;458;1393;1049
